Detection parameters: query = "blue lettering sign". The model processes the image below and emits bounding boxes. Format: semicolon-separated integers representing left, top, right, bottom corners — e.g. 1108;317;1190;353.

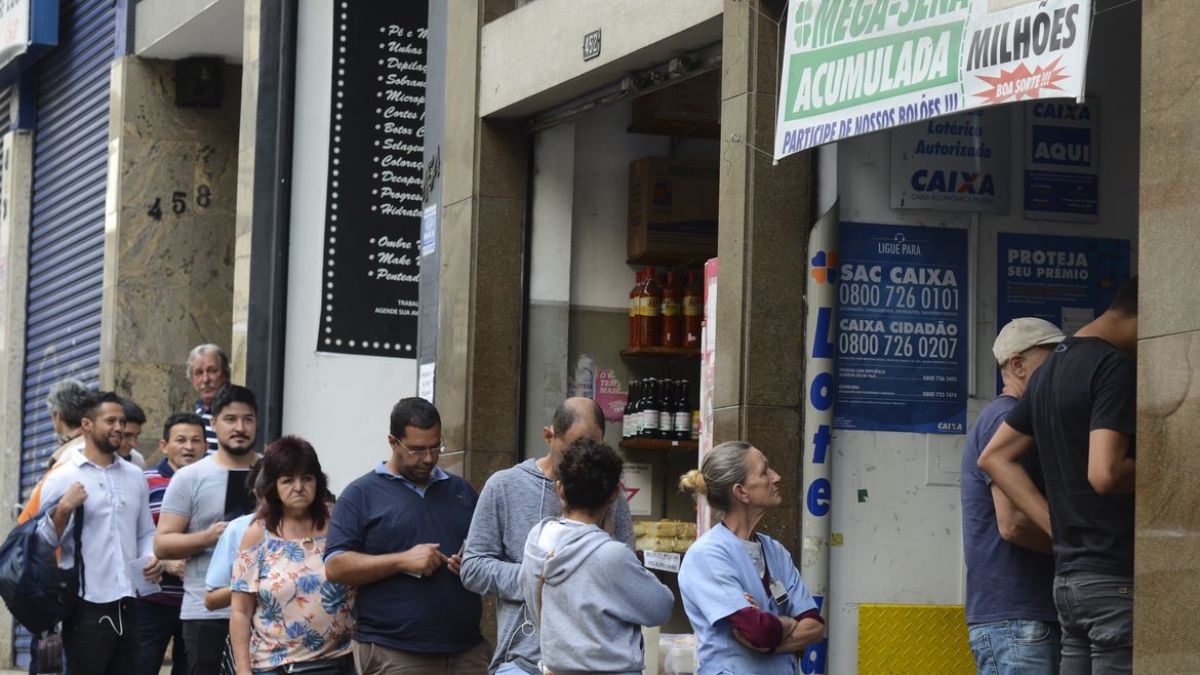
806;478;831;517
812;424;832;464
810;372;834;412
813;306;836;359
835;223;969;434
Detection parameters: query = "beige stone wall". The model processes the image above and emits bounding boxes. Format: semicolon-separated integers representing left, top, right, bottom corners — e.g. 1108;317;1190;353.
0;129;33;664
101;57;240;458
1135;1;1200;670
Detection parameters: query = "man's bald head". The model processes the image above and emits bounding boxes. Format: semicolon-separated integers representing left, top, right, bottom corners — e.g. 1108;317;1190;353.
552;397;605;438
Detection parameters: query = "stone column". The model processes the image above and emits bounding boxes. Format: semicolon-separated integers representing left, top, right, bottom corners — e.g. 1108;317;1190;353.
437;1;529;488
712;0;813;551
0;128;33;661
1135;1;1200;670
100;57;240;455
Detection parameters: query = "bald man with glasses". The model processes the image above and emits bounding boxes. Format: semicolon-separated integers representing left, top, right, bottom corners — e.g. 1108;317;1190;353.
325;397;488;674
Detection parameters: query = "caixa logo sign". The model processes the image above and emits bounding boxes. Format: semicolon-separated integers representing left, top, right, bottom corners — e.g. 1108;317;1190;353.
911;169;996;196
938;421;964;432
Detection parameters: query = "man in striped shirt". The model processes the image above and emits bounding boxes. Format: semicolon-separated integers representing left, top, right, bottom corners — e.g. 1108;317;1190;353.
137;413;206;675
187;344;229;454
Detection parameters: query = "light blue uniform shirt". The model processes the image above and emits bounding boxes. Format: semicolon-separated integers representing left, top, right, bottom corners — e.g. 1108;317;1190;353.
204;513;256;590
679;523;818;675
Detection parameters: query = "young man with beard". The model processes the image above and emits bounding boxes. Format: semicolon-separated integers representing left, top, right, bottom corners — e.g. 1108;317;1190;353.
37;391;161;675
155;386;260;675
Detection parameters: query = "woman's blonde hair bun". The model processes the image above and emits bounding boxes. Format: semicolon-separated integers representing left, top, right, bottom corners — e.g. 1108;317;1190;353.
678;468;708;495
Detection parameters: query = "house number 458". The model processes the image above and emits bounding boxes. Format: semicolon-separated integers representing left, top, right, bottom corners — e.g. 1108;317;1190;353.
147;185;214;221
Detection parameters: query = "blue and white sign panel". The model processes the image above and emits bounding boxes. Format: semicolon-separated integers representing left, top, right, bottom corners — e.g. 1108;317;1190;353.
891;108;1010;213
836;223;969;434
997;232;1130;337
1024;99;1098;222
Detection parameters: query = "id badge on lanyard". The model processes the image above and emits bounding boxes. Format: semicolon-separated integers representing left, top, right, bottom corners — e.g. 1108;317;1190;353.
764;555;789;609
769;577;790;607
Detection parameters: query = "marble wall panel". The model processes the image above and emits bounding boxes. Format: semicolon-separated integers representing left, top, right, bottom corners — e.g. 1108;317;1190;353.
1135;329;1200;671
103;57;241;436
1135;2;1200;666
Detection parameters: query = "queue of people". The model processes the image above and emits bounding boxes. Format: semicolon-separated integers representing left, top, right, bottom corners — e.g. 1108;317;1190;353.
13;341;827;675
16;278;1135;675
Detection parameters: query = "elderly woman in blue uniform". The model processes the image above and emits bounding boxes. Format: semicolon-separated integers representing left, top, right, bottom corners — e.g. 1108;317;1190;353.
678;441;825;675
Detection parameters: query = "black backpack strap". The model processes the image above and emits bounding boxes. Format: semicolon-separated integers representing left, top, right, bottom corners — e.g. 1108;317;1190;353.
71;504;85;598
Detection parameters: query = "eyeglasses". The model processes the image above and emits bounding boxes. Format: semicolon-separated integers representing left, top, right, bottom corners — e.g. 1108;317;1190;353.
390;435;445;458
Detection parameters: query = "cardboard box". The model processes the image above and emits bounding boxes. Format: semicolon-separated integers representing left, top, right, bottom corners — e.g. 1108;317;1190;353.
628;157;718;264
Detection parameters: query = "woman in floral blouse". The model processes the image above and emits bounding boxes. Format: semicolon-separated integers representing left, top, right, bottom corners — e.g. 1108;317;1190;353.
230;436;354;675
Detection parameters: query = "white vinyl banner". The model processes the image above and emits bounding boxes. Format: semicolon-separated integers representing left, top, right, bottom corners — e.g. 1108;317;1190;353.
774;0;1093;160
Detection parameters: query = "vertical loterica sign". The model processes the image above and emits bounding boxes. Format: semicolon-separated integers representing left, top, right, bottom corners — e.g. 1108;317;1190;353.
317;2;427;357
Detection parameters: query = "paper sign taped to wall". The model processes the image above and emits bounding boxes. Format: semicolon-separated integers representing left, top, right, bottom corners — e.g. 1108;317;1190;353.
418;362;435;402
622;463;653;517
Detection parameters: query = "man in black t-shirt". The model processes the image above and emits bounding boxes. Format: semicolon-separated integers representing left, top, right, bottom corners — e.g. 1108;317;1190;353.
980;277;1137;674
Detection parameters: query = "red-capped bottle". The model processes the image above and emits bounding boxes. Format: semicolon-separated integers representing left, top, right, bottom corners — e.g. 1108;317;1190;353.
628;269;644;348
661;271;681;347
636;267;662;348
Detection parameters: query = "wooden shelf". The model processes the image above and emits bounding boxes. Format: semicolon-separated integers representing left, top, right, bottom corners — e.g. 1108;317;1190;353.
620;438;699;452
620;346;701;359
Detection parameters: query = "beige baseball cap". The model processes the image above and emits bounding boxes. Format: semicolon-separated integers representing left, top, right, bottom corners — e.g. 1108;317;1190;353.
993;317;1066;366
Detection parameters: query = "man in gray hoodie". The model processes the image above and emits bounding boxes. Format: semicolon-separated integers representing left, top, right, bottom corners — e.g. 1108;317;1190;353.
461;397;636;675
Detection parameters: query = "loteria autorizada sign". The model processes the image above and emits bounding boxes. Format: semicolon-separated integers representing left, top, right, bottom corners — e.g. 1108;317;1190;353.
774;0;1093;160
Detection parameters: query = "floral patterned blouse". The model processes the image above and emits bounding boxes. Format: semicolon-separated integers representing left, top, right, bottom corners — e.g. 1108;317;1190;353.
232;529;355;670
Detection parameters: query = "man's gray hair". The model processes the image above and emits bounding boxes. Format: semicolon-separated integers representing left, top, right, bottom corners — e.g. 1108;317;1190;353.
187;343;230;377
45;378;92;429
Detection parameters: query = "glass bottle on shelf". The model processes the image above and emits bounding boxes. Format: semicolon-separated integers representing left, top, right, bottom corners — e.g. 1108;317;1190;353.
623;378;638;439
637;268;662;348
628;270;643;348
673;380;692;440
683;270;702;349
659;377;675;439
661;271;681;347
640;377;660;438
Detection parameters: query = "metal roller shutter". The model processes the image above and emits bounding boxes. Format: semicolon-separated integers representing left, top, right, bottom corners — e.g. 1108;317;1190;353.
18;0;114;496
13;0;115;668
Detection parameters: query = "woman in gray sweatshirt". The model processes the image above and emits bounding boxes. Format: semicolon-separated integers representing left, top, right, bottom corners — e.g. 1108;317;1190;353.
519;437;675;675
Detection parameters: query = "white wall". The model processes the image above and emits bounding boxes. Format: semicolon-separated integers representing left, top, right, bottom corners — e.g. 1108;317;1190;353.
480;0;722;117
826;8;1139;671
569;99;716;310
282;0;416;494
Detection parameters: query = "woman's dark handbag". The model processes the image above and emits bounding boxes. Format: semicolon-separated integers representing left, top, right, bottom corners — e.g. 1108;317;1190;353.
0;499;86;634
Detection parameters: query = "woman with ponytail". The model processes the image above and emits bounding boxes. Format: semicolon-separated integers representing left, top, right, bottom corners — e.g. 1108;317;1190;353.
678;441;825;675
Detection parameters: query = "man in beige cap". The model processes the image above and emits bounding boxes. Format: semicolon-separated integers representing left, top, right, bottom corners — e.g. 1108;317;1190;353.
960;317;1065;675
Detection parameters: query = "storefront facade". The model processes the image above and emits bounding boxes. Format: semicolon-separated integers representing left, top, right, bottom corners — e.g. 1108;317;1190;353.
427;0;1197;672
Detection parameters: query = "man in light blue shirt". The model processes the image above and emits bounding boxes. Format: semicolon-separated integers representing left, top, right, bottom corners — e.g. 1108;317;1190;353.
39;391;162;675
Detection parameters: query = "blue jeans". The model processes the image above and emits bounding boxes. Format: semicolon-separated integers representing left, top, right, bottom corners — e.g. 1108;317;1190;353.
1053;573;1133;675
135;600;186;675
969;619;1061;675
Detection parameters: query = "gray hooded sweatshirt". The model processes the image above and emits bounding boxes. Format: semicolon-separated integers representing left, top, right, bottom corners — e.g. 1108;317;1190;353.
520;518;674;675
461;458;635;674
